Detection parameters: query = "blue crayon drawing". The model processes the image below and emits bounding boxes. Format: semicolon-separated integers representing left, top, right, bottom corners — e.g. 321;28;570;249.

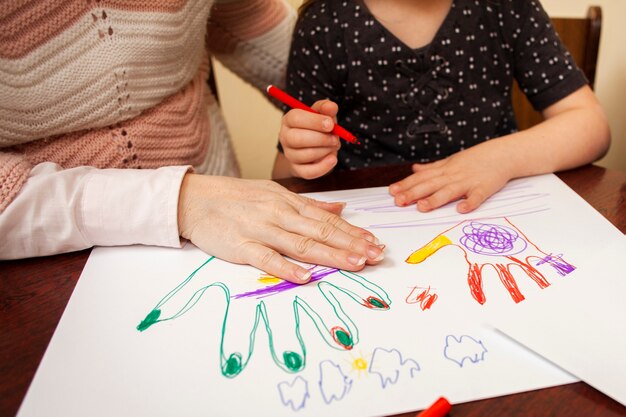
278;376;310;411
368;347;420;388
318;360;353;404
443;334;488;367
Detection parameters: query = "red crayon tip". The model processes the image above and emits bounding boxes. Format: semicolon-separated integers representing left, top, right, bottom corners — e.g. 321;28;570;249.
266;85;360;145
416;397;452;417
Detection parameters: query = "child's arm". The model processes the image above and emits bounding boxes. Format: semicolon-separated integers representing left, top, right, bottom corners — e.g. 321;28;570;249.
389;85;610;213
271;3;347;179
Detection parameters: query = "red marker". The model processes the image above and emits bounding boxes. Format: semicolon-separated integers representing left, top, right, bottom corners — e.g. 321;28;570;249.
266;85;360;144
416;397;452;417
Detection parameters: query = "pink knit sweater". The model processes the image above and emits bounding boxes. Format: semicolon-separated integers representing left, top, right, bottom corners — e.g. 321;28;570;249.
0;0;294;212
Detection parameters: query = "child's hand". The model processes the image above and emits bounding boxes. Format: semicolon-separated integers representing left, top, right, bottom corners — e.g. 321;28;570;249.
388;142;513;213
278;99;341;179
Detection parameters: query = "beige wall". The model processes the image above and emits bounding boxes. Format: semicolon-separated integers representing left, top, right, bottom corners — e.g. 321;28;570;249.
542;0;626;172
215;0;626;180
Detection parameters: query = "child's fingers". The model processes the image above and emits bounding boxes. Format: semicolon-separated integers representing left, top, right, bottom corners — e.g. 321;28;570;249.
411;159;446;173
291;154;338;179
416;182;467;212
282;108;335;133
457;186;498;213
311;99;339;118
393;176;449;207
285;145;338;165
388;168;444;196
282;126;340;150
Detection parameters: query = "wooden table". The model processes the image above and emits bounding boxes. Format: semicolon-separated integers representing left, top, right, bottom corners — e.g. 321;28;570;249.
1;163;625;417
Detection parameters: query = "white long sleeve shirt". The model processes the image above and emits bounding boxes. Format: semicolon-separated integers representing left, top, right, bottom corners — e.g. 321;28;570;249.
0;163;188;259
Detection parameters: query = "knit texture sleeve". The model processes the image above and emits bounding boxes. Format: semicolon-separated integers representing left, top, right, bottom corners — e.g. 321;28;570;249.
206;0;296;92
0;152;32;213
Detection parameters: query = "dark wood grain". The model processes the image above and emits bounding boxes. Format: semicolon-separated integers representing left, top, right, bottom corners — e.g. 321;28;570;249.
1;164;625;417
0;249;90;416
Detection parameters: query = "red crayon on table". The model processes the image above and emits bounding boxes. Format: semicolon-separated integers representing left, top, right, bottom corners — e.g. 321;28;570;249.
416;397;452;417
266;85;360;144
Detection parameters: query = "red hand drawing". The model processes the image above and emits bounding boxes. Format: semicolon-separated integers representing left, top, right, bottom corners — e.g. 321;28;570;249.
406;218;575;304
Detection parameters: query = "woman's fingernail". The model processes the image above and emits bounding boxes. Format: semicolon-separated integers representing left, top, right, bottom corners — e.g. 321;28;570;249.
296;269;312;282
322;118;333;130
363;234;380;245
348;254;367;266
367;246;385;262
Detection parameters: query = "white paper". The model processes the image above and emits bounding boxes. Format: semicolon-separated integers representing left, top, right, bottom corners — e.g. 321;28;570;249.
17;174;624;417
491;236;626;406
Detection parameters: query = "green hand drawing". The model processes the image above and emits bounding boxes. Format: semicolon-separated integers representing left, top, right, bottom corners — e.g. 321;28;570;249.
137;257;391;378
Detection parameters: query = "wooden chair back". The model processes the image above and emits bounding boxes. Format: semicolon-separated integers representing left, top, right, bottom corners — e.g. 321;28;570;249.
512;6;602;130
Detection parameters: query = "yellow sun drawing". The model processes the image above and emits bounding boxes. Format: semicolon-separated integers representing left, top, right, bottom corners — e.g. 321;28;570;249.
346;351;370;378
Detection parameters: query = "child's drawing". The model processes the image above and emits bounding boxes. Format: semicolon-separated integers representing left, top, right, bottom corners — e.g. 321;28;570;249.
443;334;488;367
406;217;575;304
318;360;353;404
405;285;439;310
277;346;421;411
137;258;391;377
368;347;420;389
278;376;310;411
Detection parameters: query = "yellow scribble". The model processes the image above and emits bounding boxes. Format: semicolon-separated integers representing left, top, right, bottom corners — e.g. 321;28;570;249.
257;275;283;285
406;234;452;264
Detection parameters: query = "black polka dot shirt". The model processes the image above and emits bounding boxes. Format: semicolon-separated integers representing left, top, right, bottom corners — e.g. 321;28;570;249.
282;0;588;170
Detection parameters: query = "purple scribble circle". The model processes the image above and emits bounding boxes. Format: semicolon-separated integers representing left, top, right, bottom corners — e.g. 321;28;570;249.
459;222;527;256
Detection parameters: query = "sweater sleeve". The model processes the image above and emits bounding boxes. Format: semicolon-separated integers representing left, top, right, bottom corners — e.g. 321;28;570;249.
0;163;189;260
0;152;32;213
205;0;296;92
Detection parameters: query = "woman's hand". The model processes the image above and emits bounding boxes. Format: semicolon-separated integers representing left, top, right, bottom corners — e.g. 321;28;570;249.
273;99;341;179
178;174;385;284
389;141;514;213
